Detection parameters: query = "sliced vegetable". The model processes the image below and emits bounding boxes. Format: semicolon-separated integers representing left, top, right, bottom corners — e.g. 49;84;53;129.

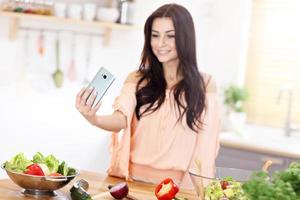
38;163;50;175
155;178;179;200
68;167;77;176
25;164;45;176
70;184;92;200
108;182;129;199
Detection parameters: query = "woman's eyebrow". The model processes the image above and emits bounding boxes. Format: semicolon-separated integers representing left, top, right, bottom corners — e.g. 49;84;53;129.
151;30;175;33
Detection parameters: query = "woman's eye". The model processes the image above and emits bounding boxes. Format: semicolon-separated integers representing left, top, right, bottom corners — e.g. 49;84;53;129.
151;34;159;38
167;35;175;38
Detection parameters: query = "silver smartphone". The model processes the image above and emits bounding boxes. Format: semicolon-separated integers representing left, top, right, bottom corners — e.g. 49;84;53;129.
87;67;115;107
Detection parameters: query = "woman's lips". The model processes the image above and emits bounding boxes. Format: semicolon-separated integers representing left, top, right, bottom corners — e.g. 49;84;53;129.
157;50;171;55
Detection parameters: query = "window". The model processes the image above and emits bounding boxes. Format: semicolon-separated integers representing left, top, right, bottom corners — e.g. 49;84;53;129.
245;0;300;127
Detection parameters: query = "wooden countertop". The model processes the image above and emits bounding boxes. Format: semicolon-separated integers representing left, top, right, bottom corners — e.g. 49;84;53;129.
0;170;198;200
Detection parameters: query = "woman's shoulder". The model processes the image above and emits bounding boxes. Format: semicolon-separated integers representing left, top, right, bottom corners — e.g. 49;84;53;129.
124;71;142;84
200;72;217;93
124;71;147;86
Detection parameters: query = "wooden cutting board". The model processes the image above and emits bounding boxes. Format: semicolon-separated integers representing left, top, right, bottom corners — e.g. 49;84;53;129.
0;170;198;200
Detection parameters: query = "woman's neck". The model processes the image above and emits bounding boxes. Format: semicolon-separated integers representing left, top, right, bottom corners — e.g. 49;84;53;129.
162;60;181;89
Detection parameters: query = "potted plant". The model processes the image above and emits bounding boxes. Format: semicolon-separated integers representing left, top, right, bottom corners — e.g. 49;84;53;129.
223;85;249;133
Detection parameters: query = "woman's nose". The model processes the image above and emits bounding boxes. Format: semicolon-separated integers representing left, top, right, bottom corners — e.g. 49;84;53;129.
158;35;166;47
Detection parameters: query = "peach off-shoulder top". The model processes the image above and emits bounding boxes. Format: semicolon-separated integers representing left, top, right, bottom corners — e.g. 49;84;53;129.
107;77;221;189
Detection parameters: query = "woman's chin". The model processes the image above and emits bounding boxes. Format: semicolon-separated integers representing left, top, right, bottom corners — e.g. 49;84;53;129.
157;57;171;63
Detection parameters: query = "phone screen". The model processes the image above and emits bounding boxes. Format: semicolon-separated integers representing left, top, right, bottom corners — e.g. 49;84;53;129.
87;67;115;107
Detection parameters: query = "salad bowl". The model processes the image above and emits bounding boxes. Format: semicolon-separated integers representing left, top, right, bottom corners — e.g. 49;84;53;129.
1;163;79;197
189;167;252;200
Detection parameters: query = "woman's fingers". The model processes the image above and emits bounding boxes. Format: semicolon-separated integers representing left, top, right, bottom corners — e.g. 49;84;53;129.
80;87;94;107
75;87;86;108
86;91;97;107
92;101;102;114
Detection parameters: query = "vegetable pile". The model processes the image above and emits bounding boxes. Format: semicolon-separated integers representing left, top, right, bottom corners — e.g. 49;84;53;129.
204;161;300;200
4;152;76;177
205;177;249;200
243;161;300;200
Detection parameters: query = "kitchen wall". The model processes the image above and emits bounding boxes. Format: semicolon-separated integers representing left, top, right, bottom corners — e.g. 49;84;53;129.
0;0;251;178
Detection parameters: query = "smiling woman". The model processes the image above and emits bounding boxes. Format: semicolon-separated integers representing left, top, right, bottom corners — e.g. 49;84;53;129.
75;3;221;189
150;18;178;68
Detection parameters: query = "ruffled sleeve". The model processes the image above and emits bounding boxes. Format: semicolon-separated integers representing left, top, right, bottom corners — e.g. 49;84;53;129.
107;83;137;180
180;88;222;188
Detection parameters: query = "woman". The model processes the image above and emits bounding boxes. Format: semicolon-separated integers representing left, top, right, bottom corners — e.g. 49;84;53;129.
76;3;221;189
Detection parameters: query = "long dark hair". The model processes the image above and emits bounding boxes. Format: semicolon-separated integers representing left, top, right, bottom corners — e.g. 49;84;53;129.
135;4;206;132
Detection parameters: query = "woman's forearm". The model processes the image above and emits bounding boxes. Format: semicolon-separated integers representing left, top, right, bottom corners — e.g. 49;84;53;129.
93;111;127;132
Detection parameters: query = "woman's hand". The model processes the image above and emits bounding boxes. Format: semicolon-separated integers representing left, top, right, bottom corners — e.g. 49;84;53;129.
75;87;101;125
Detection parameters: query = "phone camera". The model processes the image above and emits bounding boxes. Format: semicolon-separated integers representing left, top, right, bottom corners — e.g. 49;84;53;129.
102;74;107;79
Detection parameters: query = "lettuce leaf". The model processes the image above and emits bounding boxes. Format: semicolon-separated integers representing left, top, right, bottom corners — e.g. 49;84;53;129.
45;154;59;173
32;152;46;164
4;153;32;173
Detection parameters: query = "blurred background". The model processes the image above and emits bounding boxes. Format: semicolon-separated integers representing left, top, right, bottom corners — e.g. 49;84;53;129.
0;0;299;178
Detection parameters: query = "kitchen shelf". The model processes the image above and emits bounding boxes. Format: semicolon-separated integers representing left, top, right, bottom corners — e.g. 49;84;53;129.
0;10;138;45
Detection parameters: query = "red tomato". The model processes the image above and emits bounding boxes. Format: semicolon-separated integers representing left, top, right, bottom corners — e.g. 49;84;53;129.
220;180;230;190
25;164;45;176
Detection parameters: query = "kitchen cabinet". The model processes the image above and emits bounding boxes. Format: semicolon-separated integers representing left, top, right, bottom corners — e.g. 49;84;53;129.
216;145;298;174
0;170;198;199
0;11;139;45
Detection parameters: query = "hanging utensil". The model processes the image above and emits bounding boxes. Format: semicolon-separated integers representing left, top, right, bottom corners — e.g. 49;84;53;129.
67;32;76;81
20;30;29;81
52;32;64;88
83;34;92;84
37;29;45;56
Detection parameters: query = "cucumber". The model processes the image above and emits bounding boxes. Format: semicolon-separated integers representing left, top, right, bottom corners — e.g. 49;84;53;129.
70;185;92;200
58;161;69;176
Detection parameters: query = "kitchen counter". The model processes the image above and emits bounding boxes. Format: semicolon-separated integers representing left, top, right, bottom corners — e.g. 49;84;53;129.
219;125;300;159
0;170;198;200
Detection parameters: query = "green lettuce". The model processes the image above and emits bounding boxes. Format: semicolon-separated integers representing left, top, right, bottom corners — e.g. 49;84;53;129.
32;152;46;164
4;153;32;173
45;154;59;173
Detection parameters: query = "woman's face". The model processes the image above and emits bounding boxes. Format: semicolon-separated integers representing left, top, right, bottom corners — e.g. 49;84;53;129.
151;17;178;65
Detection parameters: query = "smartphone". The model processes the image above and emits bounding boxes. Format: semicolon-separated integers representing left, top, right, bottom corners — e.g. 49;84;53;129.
87;67;115;107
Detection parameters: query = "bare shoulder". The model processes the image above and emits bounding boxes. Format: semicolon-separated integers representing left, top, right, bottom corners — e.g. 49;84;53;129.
124;71;143;84
201;72;217;93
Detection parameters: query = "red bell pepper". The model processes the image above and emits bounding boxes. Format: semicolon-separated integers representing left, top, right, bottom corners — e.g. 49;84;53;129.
24;164;45;176
155;178;179;200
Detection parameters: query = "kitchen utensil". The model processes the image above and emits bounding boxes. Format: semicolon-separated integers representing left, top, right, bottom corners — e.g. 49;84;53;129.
83;34;92;84
117;0;129;24
19;30;29;82
37;29;44;56
1;164;79;197
194;160;205;199
52;33;64;88
67;33;76;81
